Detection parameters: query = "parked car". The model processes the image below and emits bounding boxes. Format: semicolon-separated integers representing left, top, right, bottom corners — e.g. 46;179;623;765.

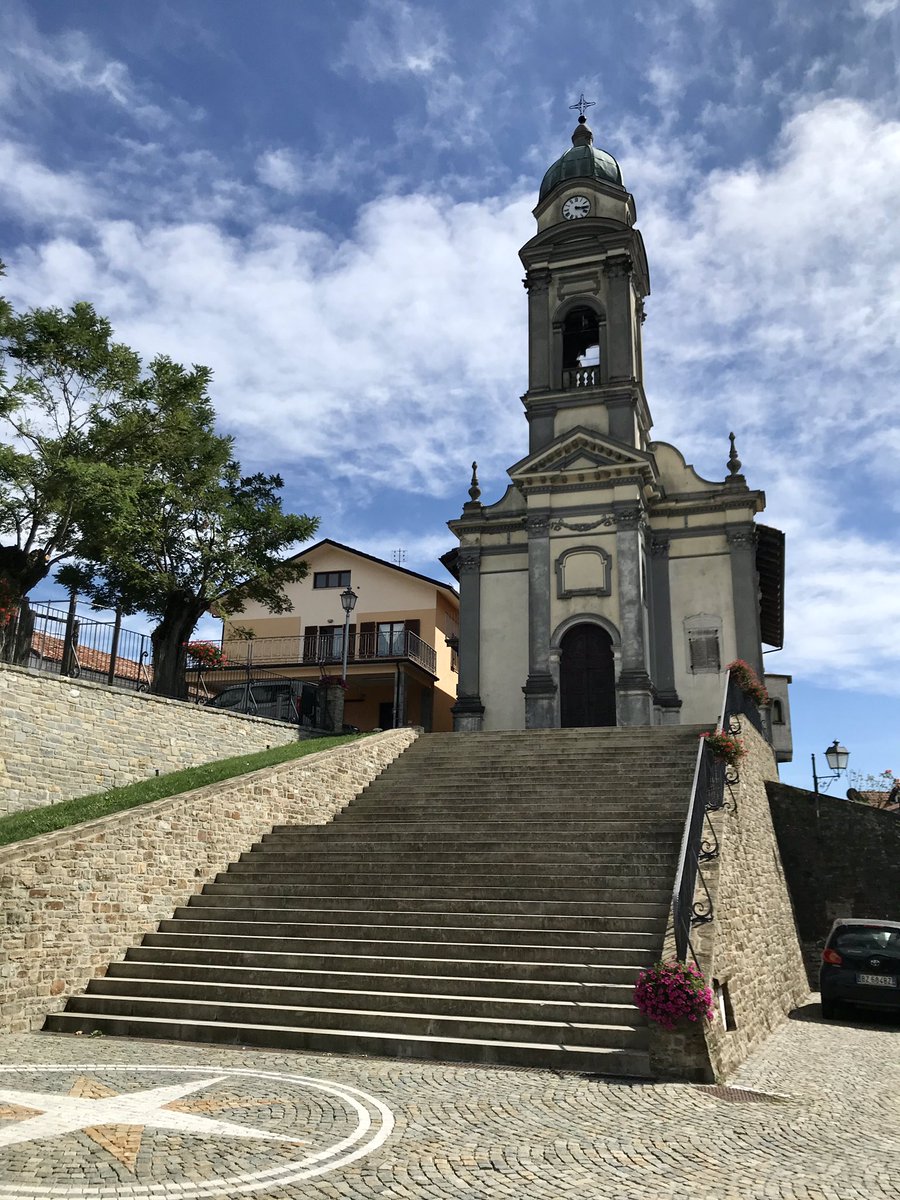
819;918;900;1019
206;680;318;726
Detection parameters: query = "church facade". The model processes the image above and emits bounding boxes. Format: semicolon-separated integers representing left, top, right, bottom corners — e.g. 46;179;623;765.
446;112;786;736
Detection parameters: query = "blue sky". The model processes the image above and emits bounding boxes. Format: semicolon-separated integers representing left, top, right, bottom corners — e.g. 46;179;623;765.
1;0;898;788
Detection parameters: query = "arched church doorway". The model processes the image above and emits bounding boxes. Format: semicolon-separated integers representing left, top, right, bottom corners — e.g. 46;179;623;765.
559;623;616;727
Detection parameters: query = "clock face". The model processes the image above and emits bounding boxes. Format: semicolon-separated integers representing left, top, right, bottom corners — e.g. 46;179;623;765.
562;195;591;220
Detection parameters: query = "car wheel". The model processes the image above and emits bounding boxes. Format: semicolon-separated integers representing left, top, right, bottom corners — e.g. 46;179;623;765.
820;996;840;1020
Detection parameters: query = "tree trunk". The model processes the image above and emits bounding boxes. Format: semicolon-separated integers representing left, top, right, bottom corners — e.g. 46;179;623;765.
150;596;206;700
0;547;50;665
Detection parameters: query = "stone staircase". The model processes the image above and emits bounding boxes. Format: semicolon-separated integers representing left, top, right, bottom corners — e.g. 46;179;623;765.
46;727;703;1075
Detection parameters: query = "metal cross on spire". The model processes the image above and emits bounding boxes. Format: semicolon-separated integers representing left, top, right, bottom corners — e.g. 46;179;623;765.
569;93;596;119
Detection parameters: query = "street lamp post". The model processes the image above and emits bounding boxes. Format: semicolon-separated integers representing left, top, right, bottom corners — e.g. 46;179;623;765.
339;586;358;683
811;739;850;794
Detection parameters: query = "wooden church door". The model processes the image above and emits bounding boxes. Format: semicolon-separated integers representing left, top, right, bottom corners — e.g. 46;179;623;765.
559;624;616;727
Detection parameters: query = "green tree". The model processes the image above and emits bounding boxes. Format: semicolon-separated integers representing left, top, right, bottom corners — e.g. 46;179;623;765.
77;356;318;698
0;289;142;661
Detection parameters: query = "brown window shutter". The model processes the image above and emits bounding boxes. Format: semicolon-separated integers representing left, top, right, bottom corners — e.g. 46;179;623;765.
303;626;318;663
347;622;357;660
359;621;375;658
404;619;420;638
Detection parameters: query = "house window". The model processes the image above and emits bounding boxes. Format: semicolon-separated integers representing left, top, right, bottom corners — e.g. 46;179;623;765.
687;627;721;673
313;571;351;589
377;622;406;656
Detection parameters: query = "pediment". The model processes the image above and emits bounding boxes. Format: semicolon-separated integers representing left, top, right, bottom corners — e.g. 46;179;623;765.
509;427;657;483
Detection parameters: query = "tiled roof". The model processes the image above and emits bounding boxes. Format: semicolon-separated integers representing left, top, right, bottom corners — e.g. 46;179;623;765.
30;631;151;684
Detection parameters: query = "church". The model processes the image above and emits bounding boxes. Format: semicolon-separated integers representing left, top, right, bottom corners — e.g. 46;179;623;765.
445;105;788;738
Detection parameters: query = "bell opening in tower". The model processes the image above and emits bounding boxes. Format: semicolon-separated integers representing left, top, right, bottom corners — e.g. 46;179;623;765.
562;306;602;387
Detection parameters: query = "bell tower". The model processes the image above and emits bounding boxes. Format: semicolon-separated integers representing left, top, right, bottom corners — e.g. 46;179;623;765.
520;104;651;456
447;102;782;740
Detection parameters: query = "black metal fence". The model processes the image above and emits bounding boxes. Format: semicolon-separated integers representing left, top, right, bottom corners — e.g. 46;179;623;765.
222;629;438;675
20;601;153;692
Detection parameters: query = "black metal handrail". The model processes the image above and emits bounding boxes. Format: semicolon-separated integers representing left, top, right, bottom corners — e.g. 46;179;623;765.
718;671;765;738
672;737;727;962
672;668;753;962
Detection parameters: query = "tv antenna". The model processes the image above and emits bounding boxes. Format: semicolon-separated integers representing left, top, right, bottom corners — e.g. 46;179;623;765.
391;548;407;566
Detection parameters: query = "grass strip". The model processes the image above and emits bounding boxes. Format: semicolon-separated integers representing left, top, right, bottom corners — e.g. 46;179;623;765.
0;733;360;848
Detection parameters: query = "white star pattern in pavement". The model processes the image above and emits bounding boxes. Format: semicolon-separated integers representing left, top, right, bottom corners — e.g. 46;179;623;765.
0;1075;305;1149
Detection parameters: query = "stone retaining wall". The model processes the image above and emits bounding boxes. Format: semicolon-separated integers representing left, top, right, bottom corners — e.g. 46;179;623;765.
0;728;418;1034
650;723;810;1082
767;782;900;985
0;662;299;815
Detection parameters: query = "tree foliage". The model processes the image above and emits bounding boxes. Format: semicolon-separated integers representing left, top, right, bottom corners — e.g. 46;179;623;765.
75;357;318;696
0;290;142;660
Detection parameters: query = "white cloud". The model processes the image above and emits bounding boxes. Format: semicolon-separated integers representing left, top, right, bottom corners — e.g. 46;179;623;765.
0;9;200;132
337;0;449;82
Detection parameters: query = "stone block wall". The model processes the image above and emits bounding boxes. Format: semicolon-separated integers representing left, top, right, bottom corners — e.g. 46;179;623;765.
0;663;299;815
767;782;900;985
649;723;810;1082
0;727;417;1034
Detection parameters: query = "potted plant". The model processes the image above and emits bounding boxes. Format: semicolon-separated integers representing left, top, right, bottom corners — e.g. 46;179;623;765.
633;960;715;1030
726;659;769;706
184;640;228;670
700;729;746;767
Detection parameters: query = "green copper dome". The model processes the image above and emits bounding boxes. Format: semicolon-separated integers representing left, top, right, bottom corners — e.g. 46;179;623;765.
539;117;622;201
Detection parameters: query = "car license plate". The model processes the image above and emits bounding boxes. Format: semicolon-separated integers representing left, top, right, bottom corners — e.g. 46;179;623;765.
857;973;897;987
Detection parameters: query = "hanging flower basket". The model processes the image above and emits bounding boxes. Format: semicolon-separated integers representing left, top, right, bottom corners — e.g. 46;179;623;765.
183;641;228;669
700;729;745;766
726;659;769;706
633;960;715;1030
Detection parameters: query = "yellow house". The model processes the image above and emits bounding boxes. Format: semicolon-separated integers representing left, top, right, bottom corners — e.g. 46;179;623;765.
216;539;460;732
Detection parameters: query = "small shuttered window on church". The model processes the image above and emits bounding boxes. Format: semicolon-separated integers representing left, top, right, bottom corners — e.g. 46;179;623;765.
688;628;721;673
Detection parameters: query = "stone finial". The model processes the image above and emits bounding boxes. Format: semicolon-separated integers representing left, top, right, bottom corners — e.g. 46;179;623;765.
572;115;594;146
727;432;742;477
468;461;481;503
725;432;747;489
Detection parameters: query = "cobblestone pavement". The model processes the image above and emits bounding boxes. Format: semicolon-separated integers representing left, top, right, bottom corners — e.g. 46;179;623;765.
0;1000;898;1200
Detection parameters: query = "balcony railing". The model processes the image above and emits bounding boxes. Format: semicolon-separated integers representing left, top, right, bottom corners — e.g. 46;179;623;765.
221;630;438;676
563;365;600;388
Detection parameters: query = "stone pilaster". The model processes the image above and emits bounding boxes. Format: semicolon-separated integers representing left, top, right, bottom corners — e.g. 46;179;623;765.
523;512;557;728
451;547;485;732
614;504;654;725
605;256;635;382
649;536;682;723
727;526;764;676
524;269;552;394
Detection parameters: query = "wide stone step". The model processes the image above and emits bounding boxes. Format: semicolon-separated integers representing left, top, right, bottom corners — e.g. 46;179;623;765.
124;943;653;984
250;840;681;859
215;869;671;895
43;1010;653;1076
149;925;657;966
263;819;687;836
55;993;649;1049
235;855;674;879
200;887;669;918
169;909;662;948
105;958;644;1004
210;878;672;904
187;898;669;932
260;832;684;850
85;976;641;1026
